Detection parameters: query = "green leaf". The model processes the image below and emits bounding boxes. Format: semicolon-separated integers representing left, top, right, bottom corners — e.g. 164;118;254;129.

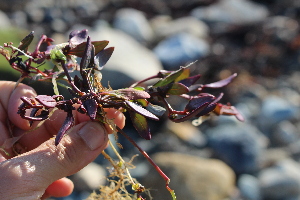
174;68;190;82
129;111;151;140
135;99;148;107
153;67;186;87
68;40;109;57
133;86;145;91
50;48;67;62
167;82;189;95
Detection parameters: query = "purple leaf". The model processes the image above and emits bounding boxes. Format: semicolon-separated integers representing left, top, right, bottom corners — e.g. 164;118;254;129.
170;102;210;123
77;104;87;114
178;74;201;87
74;75;83;90
118;88;150;100
44;45;56;55
80;36;93;70
170;94;224;122
168;94;222;122
29;108;39;126
235;111;245;121
211;93;224;104
68;41;109;57
55;112;74;145
35;95;57;108
126;100;159;121
89;44;95;69
203;73;237;88
22;110;49;121
94;47;114;70
195;103;217;117
129;111;151;140
185;95;215;112
20;96;43;108
83;99;98;120
69;29;88;46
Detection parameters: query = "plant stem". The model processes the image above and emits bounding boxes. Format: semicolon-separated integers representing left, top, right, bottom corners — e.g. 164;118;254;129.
60;61;82;94
129;74;160;88
13;76;25;90
116;126;176;199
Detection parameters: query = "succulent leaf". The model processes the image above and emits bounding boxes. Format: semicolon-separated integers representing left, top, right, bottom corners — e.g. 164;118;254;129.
170;102;210;122
178;74;201;88
117;88;150;100
83;99;98;120
69;29;88;46
68;41;109;57
55;112;74;145
146;103;166;117
203;73;237;88
80;36;93;70
185;95;215;112
153;67;186;87
94;47;114;70
18;31;34;51
129;111;151;140
166;82;189;95
35;95;57;108
126;100;159;121
174;68;190;82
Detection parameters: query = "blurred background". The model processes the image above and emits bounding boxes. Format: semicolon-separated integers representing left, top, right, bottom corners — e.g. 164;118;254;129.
1;0;300;199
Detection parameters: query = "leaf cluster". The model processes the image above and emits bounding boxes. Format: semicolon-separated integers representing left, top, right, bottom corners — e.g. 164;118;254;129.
1;29;243;144
0;29;244;199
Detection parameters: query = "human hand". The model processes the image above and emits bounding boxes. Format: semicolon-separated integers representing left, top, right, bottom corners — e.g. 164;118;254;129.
0;81;125;200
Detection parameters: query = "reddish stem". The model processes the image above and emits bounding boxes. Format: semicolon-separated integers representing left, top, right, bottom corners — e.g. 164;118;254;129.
59;61;82;94
116;126;171;185
32;35;48;58
129;74;160;88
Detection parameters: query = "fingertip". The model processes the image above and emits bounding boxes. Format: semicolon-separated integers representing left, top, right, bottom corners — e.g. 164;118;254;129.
8;82;37;130
77;108;125;133
44;177;74;198
104;108;126;129
74;108;90;124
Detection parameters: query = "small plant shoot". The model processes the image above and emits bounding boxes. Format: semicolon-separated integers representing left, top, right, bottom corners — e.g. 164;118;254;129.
0;29;244;199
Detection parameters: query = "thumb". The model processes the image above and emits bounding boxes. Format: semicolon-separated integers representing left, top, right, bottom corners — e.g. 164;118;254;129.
0;121;108;200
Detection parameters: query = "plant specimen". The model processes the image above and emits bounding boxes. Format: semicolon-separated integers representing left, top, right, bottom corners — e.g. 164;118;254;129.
0;29;243;199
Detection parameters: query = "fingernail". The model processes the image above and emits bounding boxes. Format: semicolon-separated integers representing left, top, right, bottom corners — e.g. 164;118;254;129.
78;122;107;151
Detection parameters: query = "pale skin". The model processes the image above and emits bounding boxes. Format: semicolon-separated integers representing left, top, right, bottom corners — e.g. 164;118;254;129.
0;81;125;199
